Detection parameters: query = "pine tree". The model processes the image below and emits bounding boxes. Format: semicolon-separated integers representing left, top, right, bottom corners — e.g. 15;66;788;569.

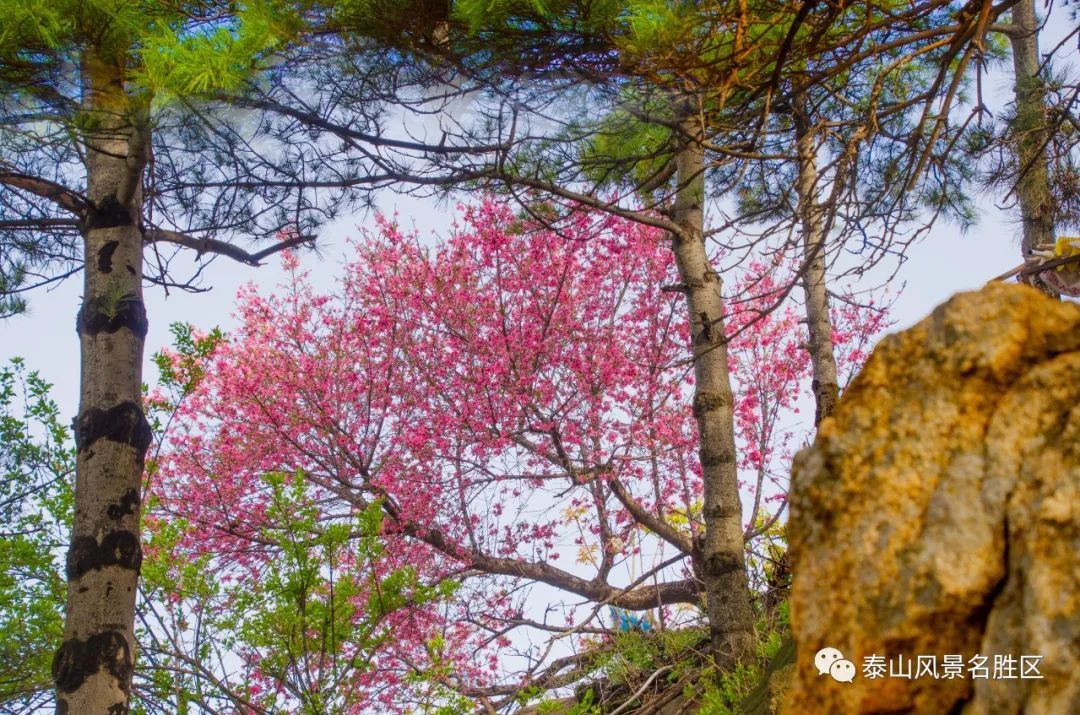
0;2;388;710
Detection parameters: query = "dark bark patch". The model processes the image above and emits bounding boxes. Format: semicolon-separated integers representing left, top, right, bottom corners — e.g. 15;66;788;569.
692;391;729;417
700;445;734;467
85;196;133;230
76;295;148;338
66;531;142;580
97;241;119;273
106;488;140;520
695;311;713;344
705;501;742;521
52;629;132;695
74;401;152;455
703;551;743;578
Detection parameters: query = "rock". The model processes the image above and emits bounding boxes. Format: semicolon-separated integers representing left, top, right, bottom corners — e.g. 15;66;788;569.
780;283;1080;715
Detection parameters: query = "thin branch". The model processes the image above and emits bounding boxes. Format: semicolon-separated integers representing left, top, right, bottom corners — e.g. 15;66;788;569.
144;229;317;266
607;666;674;715
0;218;81;230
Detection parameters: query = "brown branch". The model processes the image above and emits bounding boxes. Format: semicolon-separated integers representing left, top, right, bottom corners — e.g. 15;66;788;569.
0;218;81;230
993;252;1080;281
233;94;509;156
458;648;605;699
0;169;87;215
391;516;698;610
507;432;693;556
144;229;317;266
607;477;693;556
496;173;683;237
988;22;1021;37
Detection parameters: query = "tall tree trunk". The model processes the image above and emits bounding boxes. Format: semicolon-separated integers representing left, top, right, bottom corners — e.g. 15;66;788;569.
793;100;840;425
52;46;151;715
1009;0;1057;295
671;119;755;668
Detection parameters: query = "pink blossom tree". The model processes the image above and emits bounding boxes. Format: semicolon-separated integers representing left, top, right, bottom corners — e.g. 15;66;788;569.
147;198;886;711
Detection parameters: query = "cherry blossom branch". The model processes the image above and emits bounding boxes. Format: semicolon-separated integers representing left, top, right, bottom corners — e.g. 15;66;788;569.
607;476;693;555
392;516;699;610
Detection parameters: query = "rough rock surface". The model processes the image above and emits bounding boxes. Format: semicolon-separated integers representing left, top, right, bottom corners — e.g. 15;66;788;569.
781;283;1080;715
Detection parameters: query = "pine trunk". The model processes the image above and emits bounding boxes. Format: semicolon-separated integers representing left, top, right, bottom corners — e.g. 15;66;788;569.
52;46;150;715
670;124;756;668
793;101;840;425
1009;0;1057;294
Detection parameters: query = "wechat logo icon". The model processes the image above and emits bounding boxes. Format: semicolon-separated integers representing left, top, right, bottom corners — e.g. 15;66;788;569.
815;646;856;683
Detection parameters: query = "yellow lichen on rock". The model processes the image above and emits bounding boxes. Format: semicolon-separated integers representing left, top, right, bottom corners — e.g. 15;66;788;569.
781;283;1080;715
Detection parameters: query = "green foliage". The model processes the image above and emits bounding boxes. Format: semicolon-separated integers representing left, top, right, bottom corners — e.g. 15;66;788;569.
230;474;377;713
451;0;624;35
534;603;791;714
623;0;695;47
0;264;28;318
0;0;71;69
138;471;459;713
745;519;788;593
0;0;302;91
151;322;226;397
757;601;788;662
581;93;674;193
567;688;602;715
97;279;137;321
697;661;762;715
139;0;304;101
0;358;73;711
144;322;226;489
694;603;791;714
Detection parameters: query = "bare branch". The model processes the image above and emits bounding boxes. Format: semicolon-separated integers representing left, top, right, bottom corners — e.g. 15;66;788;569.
0;218;81;231
0;169;87;215
144;229;317;266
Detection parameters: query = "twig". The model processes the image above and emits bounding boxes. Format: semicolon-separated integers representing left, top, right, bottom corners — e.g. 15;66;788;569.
608;666;674;715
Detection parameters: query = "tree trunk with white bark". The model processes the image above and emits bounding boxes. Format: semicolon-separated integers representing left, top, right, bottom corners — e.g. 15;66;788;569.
51;45;151;715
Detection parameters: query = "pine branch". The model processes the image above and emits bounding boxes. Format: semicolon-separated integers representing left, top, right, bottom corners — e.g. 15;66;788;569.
0;169;87;215
0;218;81;231
144;229;317;266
